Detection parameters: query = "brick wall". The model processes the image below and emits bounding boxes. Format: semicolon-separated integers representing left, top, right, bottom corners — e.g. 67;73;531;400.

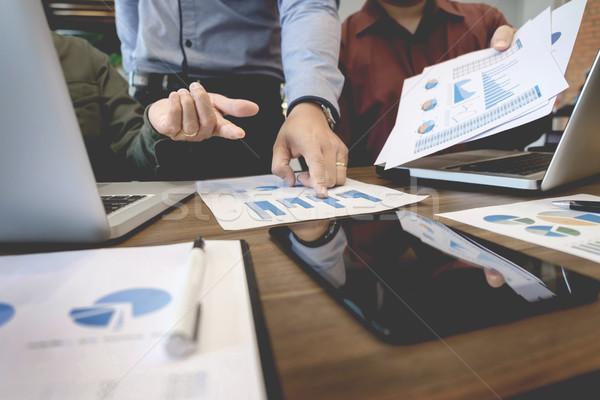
561;0;600;106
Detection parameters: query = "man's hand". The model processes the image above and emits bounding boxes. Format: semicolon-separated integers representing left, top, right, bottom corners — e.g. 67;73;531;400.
490;24;517;51
271;102;348;198
148;82;259;141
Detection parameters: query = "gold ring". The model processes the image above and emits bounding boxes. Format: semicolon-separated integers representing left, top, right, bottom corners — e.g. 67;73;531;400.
336;161;347;167
180;130;198;138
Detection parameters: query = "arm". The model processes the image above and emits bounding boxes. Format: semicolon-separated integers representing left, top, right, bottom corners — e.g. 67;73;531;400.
273;0;347;198
79;36;257;179
114;0;139;73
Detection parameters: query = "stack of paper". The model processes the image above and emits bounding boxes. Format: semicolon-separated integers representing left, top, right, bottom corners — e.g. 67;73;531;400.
0;241;271;400
377;0;587;169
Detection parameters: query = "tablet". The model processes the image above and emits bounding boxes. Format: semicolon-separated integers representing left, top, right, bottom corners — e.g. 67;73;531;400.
269;211;600;345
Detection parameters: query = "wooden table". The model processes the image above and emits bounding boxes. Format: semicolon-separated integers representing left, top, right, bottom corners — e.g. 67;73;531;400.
116;167;600;399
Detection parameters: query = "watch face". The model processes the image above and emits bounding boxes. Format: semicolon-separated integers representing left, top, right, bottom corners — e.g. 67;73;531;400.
316;102;336;130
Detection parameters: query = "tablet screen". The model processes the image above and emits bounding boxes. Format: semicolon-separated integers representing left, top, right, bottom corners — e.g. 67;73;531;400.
269;211;600;344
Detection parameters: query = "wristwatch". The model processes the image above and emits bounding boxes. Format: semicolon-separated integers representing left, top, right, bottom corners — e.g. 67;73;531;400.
292;219;341;248
313;100;337;131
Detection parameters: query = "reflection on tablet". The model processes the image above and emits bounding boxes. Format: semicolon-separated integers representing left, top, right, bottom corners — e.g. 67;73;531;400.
269;212;600;345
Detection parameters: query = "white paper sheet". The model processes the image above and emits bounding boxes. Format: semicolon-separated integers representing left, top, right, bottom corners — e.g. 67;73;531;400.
376;0;591;168
197;175;428;230
380;20;568;169
437;194;600;264
0;241;267;400
467;0;587;142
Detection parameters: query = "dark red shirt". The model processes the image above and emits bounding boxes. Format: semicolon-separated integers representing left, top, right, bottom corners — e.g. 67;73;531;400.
338;0;508;166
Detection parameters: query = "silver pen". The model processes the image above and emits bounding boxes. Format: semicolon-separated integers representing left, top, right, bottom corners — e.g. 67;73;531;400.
552;200;600;213
165;238;206;358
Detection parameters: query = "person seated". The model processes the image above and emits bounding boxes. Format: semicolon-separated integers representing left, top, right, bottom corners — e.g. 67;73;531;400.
53;32;258;181
337;0;532;167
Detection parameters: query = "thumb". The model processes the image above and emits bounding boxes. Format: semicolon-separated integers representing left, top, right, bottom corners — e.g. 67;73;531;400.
271;147;296;187
491;25;516;51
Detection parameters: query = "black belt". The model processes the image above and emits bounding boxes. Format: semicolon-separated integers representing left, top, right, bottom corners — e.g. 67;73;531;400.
128;71;282;95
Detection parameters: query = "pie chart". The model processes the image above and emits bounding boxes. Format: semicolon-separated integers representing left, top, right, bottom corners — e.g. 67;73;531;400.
421;99;438;111
525;225;580;238
484;215;535;225
537;210;600;226
418;120;435;134
0;303;15;328
425;79;438;90
70;288;171;328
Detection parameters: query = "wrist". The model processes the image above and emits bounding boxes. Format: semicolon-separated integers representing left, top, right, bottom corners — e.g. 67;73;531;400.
287;97;338;131
292;220;341;248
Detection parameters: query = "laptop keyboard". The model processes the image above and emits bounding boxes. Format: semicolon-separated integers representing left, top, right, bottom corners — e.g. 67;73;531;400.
451;152;553;176
102;195;147;214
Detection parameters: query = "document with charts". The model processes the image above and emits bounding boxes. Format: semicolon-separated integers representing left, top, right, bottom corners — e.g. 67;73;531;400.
438;194;600;264
0;242;280;400
197;175;428;230
469;0;587;142
377;12;569;169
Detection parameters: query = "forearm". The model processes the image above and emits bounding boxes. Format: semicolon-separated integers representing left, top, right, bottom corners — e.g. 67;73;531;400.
279;0;344;116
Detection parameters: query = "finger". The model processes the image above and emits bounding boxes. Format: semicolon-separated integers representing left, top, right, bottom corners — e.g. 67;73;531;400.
485;269;506;288
165;92;183;139
188;82;217;140
302;150;329;198
335;150;348;187
271;146;296;187
177;88;200;139
491;25;516;51
209;93;259;117
213;115;246;140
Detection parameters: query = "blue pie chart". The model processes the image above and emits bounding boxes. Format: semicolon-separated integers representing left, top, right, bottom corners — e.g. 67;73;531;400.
0;303;15;328
418;120;435;134
70;288;171;328
425;79;438;90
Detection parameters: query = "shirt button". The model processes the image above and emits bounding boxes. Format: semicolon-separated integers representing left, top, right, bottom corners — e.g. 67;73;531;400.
185;40;192;47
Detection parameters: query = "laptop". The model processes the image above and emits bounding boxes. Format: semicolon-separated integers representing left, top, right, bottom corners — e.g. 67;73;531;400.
383;49;600;191
0;1;195;243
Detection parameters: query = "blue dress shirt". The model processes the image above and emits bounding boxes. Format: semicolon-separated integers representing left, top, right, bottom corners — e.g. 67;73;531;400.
115;0;344;115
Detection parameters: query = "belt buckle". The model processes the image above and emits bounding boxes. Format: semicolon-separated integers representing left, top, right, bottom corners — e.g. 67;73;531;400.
129;71;149;87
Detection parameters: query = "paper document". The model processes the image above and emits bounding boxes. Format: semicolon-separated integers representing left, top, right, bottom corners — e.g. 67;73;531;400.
197;175;428;230
376;0;586;168
438;194;600;264
469;0;587;142
0;241;271;400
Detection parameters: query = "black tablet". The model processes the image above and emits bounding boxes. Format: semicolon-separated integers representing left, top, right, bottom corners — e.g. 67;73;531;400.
269;212;600;345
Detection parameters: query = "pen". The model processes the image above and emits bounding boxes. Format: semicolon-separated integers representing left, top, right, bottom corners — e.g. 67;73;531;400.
165;237;206;358
552;200;600;213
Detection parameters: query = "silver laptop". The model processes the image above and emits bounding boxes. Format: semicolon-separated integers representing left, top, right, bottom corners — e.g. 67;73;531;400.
0;1;195;243
394;49;600;191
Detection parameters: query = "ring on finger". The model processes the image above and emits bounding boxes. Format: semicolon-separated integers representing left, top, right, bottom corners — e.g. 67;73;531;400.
180;130;198;137
335;161;347;167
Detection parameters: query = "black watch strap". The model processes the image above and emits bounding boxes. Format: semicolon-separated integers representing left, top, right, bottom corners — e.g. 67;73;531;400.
292;220;341;248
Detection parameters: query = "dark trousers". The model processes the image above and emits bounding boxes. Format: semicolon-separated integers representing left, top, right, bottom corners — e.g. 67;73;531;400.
132;72;284;181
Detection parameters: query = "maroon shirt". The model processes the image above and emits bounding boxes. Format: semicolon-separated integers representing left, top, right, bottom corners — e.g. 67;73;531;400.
338;0;508;166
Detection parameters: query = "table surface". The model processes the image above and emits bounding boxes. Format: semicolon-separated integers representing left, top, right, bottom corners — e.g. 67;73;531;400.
75;168;600;399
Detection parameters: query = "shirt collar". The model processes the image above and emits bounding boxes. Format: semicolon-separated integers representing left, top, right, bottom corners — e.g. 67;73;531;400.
354;0;466;36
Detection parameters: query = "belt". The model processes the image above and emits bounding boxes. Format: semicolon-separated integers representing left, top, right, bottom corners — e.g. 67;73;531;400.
129;71;195;91
129;71;282;93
